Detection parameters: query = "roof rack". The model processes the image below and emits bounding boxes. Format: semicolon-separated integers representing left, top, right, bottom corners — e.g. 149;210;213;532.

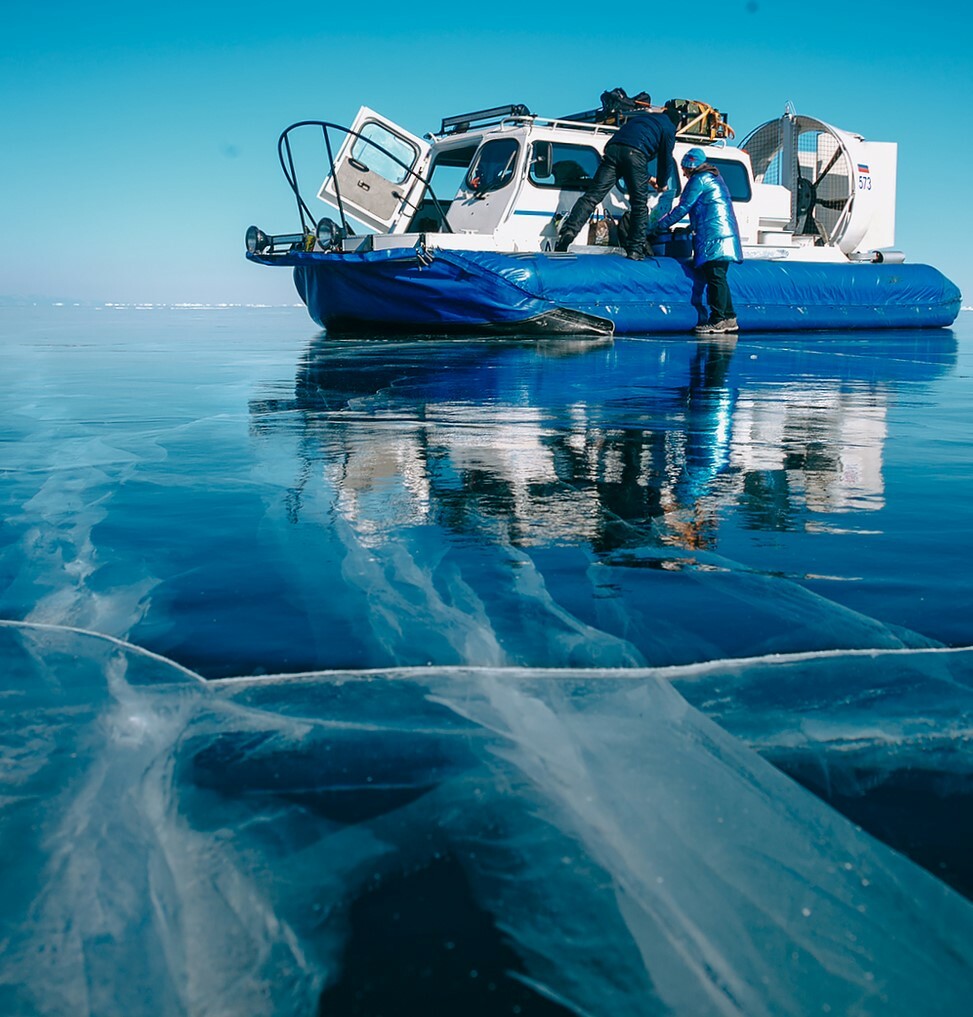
558;107;602;125
439;104;533;135
560;95;733;141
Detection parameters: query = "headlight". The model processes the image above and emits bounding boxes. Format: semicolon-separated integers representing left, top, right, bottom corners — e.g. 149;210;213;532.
316;217;342;251
246;225;269;254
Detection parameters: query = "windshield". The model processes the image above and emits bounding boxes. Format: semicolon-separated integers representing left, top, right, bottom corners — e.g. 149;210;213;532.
466;139;520;194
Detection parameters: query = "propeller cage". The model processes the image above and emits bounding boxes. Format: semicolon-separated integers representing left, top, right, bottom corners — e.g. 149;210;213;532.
741;114;855;247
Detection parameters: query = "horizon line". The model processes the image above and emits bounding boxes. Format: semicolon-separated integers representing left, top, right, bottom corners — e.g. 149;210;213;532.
0;300;306;310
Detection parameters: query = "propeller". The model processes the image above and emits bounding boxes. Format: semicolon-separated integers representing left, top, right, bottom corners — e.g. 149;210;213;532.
795;143;849;239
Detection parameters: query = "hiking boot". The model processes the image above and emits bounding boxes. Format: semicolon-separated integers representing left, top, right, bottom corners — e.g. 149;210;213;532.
694;321;719;334
711;317;739;333
554;231;575;253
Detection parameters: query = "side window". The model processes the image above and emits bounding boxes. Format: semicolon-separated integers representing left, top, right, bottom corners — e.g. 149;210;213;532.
426;145;479;198
351;122;419;185
707;159;753;201
407;145;478;232
529;143;600;190
466;139;520;194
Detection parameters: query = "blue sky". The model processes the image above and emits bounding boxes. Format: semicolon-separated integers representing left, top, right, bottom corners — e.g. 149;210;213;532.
2;0;970;304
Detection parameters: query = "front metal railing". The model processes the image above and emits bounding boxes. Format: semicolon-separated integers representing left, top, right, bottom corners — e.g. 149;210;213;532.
276;120;453;244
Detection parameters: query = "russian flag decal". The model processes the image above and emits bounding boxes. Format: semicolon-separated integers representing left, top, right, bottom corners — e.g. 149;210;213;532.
857;163;870;173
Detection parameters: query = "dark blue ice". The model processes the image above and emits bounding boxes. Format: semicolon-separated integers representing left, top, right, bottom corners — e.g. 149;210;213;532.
1;305;972;1014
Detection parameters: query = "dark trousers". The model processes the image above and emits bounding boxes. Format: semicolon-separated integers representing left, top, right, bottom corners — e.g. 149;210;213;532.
701;260;736;321
559;143;650;255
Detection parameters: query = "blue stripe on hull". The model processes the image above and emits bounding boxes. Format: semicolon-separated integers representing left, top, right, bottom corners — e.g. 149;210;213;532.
248;249;962;334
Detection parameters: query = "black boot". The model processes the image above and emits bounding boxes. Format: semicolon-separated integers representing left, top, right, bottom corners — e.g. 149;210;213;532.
554;231;575;253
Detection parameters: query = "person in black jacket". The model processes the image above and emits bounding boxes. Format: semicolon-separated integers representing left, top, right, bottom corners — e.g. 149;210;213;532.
554;108;676;260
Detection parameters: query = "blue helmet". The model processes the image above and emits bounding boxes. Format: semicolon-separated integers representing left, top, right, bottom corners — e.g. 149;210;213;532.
681;147;708;170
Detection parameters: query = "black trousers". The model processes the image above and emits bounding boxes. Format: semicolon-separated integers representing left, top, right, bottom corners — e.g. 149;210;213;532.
559;143;650;255
700;260;736;321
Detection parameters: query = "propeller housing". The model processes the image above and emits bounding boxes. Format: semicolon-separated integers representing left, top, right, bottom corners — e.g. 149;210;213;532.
740;113;897;255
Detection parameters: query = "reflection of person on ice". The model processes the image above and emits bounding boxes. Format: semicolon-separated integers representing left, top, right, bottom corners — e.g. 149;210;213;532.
655;147;742;334
555;104;676;261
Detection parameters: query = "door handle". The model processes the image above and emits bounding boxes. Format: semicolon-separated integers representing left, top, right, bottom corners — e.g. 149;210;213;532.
349;158;369;173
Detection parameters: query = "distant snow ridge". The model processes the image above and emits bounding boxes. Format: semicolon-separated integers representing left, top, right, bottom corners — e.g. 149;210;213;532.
98;302;303;310
0;299;304;308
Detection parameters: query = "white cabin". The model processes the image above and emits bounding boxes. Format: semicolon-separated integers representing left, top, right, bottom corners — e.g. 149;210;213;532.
314;102;899;264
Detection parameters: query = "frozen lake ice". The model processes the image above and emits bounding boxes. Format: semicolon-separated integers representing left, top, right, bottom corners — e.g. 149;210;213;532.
2;305;972;1014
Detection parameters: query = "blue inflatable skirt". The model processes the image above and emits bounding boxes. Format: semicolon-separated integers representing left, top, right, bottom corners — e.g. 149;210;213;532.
247;247;961;335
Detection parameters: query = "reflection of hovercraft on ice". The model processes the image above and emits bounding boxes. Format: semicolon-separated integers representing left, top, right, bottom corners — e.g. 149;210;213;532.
247;330;955;556
246;93;961;335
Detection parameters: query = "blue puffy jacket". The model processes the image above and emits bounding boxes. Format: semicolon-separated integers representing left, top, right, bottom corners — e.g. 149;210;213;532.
657;166;742;266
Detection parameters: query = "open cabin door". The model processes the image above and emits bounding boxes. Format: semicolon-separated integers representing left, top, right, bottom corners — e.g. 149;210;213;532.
318;107;430;233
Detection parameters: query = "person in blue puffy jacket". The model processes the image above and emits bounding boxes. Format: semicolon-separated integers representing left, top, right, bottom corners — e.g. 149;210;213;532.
554;108;676;260
655;147;742;333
